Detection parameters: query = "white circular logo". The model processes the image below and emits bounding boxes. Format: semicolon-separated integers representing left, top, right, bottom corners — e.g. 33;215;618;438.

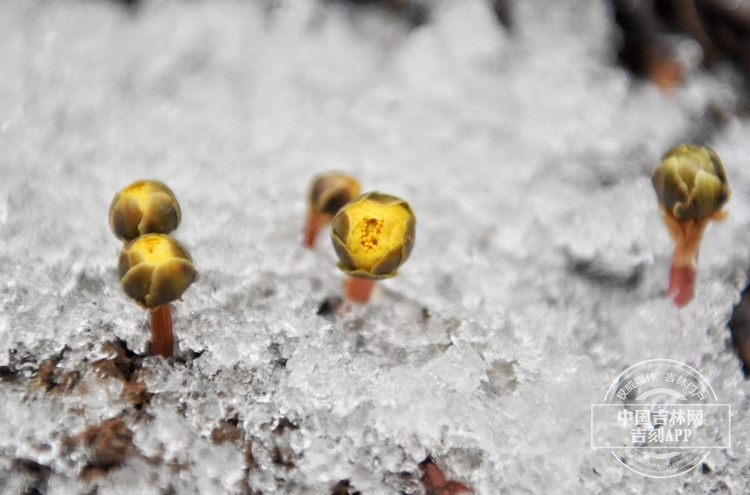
592;359;730;478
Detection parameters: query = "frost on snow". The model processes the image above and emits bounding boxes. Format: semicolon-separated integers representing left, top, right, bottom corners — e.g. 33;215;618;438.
0;0;749;494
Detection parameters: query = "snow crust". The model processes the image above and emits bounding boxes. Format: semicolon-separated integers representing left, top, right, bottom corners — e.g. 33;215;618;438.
0;0;749;493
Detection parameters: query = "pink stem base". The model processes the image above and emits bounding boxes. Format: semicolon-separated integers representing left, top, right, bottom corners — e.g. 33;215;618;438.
149;304;174;357
668;264;696;307
343;277;376;303
660;209;713;308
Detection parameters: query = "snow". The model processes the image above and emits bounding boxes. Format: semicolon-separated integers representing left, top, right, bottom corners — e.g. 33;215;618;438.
0;0;749;493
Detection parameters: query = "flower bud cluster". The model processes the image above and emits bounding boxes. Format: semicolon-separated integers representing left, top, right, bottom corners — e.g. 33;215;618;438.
109;181;196;309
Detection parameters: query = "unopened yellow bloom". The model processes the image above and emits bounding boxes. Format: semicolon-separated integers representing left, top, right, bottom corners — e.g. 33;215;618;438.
652;144;730;220
304;173;362;248
331;192;416;280
309;173;361;216
109;180;181;242
118;234;197;308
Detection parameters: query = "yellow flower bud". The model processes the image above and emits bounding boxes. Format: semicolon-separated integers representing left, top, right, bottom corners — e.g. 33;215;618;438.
304;173;361;248
309;173;361;216
331;192;416;280
118;234;197;309
652;144;730;220
109;180;181;242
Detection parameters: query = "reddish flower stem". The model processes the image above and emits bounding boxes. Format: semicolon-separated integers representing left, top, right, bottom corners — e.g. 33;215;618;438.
149;304;173;357
661;210;711;307
303;212;332;248
668;263;696;307
343;277;376;303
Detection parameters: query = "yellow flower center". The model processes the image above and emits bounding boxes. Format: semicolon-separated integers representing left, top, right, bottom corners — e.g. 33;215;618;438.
130;235;181;264
359;217;384;252
343;200;411;272
122;181;150;203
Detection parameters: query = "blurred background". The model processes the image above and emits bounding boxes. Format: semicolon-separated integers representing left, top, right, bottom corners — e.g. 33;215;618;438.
1;0;750;493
